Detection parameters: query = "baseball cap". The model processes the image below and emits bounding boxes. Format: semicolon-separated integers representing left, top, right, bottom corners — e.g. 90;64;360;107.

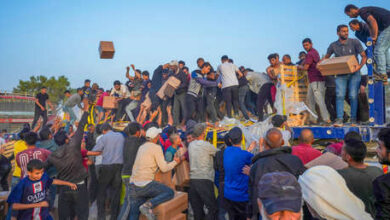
271;115;287;128
258;171;302;215
145;127;162;139
227;127;242;144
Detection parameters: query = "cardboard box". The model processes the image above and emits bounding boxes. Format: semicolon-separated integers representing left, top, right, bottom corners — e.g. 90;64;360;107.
175;161;190;187
99;41;115;59
171;213;186;220
154;170;174;190
156;76;181;99
318;55;358;76
139;192;188;220
103;96;118;109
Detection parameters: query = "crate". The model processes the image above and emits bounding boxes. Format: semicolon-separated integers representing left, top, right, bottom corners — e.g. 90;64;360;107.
99;41;115;59
279;65;308;103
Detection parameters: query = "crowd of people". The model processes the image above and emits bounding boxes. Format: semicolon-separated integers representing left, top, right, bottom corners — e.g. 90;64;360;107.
1;3;390;220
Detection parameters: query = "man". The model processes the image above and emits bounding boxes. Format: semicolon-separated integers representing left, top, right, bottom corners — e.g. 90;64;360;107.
111;80;130;121
186;62;217;122
237;67;250;120
299;38;331;124
257;172;303;220
320;24;367;126
148;61;178;118
118;127;179;220
296;51;306;65
373;128;390;219
188;123;219;220
46;100;90;220
338;139;383;218
217;55;244;119
292;129;322;165
282;54;294;66
173;61;189;127
349;19;371;44
204;71;220;124
32;87;53;129
257;54;279;121
248;128;305;219
121;122;145;203
125;66;143;122
223;127;253;220
197;57;205;69
345;4;390;79
63;88;83;125
179;60;185;70
89;123;125;220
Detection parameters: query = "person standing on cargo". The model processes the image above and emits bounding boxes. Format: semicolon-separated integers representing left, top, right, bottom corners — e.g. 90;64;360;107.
345;4;390;80
31;86;53;129
217;55;244;119
319;24;367;126
298;38;331;125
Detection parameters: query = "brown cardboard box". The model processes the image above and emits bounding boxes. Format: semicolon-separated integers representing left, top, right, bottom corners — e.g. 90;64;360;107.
99;41;115;59
318;55;358;76
175;160;190;187
171;213;186;220
139;192;188;220
103;96;118;109
154;170;174;190
156;76;181;99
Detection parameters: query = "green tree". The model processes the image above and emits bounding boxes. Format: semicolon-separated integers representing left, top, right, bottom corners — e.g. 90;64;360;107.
13;75;71;104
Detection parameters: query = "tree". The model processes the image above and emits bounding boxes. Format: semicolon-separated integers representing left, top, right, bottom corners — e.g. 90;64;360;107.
13;75;71;104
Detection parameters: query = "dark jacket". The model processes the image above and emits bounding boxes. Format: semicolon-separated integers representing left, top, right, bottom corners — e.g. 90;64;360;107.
122;136;146;176
46;112;88;183
174;70;189;95
150;65;164;94
214;147;226;197
373;173;390;219
248;146;305;218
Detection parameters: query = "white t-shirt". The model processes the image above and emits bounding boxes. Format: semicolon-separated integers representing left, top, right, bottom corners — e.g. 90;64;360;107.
280;129;291;146
217;62;239;89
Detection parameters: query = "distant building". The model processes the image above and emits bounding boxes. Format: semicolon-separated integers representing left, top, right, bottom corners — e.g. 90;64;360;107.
0;92;35;132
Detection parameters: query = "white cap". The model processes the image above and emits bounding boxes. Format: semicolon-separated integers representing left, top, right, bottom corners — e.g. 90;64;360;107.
168;60;179;66
145;127;162;139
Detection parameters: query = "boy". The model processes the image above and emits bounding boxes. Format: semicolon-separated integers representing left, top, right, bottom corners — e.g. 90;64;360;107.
7;159;77;220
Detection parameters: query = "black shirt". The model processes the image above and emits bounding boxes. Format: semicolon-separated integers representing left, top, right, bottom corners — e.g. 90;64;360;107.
122;136;146;176
237;74;248;87
338;166;383;218
359;6;390;32
35;93;49;111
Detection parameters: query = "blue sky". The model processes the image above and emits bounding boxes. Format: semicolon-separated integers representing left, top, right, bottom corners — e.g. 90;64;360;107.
0;0;389;91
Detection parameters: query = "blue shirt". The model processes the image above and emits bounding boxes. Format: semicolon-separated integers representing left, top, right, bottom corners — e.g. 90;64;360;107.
92;130;125;165
223;146;253;202
7;173;53;220
164;146;178;162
